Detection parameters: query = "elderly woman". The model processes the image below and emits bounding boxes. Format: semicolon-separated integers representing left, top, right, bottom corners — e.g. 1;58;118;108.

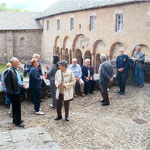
55;60;75;121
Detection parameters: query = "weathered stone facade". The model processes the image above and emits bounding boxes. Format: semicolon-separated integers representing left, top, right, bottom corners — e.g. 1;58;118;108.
37;0;150;73
0;30;42;64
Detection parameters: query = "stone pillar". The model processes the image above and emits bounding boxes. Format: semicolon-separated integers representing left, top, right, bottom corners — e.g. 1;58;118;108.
92;52;96;72
6;31;13;61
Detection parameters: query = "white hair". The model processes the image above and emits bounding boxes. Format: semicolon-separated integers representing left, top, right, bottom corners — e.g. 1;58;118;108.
10;57;19;64
100;54;107;61
136;46;141;50
85;58;91;63
120;48;125;51
72;58;77;62
32;53;40;58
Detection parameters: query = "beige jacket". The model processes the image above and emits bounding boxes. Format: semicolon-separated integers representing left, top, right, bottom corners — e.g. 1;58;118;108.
55;69;75;101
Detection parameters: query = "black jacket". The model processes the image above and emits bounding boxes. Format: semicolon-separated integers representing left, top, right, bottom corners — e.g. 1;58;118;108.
4;66;22;95
29;66;42;89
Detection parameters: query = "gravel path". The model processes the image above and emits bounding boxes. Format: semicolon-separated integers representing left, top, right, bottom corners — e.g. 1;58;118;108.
0;84;150;149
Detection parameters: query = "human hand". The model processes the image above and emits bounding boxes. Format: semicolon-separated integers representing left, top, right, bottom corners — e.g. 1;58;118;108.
63;85;66;89
86;77;90;80
46;65;50;70
22;84;25;88
110;78;113;83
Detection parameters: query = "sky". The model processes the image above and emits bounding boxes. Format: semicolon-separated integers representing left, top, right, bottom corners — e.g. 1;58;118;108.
0;0;57;12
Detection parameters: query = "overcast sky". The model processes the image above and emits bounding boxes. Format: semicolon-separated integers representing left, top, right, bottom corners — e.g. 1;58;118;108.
0;0;57;12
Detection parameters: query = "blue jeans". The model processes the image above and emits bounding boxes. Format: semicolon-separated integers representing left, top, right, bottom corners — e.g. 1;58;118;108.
135;63;144;86
2;85;11;105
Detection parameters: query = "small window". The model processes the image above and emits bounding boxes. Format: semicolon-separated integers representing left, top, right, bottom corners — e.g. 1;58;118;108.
57;19;60;30
89;16;96;31
70;17;74;31
47;20;49;30
116;14;123;32
20;37;25;47
79;24;82;29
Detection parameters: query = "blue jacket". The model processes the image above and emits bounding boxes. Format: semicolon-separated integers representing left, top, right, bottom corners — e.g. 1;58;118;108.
29;66;42;89
116;54;130;72
82;65;94;81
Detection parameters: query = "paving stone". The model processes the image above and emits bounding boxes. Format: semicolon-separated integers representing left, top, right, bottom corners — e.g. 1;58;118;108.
0;126;61;150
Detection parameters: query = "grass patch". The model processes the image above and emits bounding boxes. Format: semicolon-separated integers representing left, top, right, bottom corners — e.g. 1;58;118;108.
0;64;6;74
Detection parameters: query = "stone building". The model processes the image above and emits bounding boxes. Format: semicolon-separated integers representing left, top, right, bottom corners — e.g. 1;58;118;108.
36;0;150;73
0;0;150;74
0;12;42;64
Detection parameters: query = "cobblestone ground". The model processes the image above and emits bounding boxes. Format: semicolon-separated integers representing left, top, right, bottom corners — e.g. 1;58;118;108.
0;84;150;149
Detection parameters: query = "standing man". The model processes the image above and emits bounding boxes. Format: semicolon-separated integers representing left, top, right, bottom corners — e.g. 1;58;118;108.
29;58;44;115
132;46;145;87
116;48;130;95
68;58;85;98
4;57;25;127
82;59;96;95
99;54;113;106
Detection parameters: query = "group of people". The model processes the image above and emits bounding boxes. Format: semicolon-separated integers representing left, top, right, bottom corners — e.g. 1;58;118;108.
1;45;145;127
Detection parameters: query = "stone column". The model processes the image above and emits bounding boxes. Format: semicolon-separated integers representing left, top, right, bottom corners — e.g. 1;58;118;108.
92;52;96;72
6;31;13;61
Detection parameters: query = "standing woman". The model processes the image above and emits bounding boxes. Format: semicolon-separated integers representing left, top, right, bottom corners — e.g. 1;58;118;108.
55;60;75;121
46;54;60;108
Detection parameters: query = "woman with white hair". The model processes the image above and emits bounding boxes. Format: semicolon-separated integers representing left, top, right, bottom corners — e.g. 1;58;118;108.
55;60;75;121
81;58;96;95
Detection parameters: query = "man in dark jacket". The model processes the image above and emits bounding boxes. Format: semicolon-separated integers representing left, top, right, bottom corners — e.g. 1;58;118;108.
99;54;113;106
29;58;44;115
116;48;130;95
82;59;96;95
4;57;25;127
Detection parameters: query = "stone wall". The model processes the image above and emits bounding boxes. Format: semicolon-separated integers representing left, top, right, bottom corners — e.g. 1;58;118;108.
0;30;42;64
0;31;7;63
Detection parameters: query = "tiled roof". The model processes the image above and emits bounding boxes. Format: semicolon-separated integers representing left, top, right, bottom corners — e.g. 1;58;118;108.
0;12;43;30
36;0;149;19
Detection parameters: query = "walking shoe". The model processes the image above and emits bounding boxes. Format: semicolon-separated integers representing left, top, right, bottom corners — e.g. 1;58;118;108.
74;94;77;98
117;91;121;94
81;93;85;97
101;100;104;103
16;123;25;128
139;84;144;88
50;104;56;108
101;102;110;106
34;108;41;112
35;111;45;115
119;92;124;95
55;116;62;120
89;91;94;94
65;117;70;121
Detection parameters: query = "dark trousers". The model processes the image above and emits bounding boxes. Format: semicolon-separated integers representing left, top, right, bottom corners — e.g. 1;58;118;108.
117;72;127;93
84;79;96;94
10;94;21;125
100;85;109;104
32;89;41;112
57;94;70;117
50;81;56;107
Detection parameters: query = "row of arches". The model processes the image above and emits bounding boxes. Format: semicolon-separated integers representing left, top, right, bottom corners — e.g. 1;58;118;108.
53;34;150;73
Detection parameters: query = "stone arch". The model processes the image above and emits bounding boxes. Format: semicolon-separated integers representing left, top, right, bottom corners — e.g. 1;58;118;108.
75;49;83;66
93;40;106;54
110;42;125;60
54;36;61;55
96;54;101;74
132;44;150;61
84;51;92;65
62;36;71;63
93;39;106;71
72;34;89;56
